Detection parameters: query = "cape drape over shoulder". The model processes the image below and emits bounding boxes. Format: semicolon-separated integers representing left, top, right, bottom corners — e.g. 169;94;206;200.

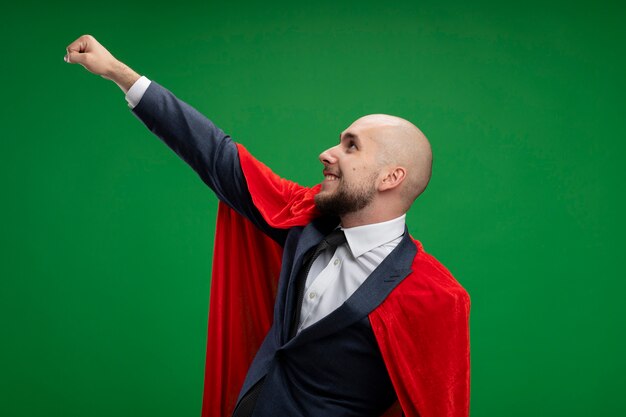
201;144;470;417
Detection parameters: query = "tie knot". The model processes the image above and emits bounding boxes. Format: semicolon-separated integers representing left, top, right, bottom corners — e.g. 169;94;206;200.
323;229;347;249
306;229;347;266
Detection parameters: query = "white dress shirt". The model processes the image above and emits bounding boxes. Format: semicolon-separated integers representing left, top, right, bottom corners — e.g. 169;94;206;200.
124;77;406;333
298;215;405;332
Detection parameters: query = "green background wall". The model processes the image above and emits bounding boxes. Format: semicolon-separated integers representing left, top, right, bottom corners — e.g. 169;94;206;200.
1;0;624;416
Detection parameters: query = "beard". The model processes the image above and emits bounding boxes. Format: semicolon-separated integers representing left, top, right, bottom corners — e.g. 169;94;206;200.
314;173;378;217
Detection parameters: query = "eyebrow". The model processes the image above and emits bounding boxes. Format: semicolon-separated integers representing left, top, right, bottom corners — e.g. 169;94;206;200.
340;132;361;144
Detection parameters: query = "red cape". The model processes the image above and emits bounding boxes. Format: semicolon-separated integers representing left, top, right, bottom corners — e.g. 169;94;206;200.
201;144;470;417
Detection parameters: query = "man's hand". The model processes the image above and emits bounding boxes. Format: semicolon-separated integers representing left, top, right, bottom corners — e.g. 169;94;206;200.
65;35;140;93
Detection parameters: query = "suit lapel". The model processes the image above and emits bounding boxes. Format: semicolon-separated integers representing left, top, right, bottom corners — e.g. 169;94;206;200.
284;228;417;349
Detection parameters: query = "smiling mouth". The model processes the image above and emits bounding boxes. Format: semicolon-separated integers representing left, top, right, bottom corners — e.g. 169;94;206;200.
323;169;340;181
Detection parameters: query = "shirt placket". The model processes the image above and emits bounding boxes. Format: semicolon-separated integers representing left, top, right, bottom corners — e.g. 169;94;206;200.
298;248;345;330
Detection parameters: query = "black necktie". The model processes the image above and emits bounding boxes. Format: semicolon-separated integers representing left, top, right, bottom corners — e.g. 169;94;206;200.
231;229;346;417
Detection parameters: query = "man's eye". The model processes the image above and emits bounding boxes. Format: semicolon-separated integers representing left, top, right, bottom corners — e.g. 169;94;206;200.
348;141;357;150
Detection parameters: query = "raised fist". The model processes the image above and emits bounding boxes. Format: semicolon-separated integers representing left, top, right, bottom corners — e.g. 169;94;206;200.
65;35;140;92
65;34;120;78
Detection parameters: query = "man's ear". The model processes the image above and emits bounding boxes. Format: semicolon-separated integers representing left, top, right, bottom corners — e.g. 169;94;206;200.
379;167;407;191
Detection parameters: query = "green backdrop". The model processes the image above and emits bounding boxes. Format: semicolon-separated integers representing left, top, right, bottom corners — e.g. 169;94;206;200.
1;1;624;416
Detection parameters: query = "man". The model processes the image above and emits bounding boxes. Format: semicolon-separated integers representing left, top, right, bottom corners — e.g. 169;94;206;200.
65;35;470;417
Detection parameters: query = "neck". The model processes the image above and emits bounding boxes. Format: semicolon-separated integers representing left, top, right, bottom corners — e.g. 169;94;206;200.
339;205;406;228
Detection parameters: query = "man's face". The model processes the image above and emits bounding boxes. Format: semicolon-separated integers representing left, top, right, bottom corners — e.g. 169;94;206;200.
314;121;383;216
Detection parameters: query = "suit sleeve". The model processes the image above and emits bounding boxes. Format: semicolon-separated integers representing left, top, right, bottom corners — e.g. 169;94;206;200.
131;81;287;245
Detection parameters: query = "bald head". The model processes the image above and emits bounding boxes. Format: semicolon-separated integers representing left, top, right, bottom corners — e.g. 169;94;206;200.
348;114;433;209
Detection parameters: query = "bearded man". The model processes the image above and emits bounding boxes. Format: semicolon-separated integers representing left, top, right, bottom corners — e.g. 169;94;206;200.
65;35;470;417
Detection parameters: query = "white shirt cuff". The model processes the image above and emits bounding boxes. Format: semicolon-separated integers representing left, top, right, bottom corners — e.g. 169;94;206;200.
125;76;151;109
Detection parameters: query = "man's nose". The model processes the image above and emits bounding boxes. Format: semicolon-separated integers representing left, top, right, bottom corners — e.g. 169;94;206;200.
319;146;338;165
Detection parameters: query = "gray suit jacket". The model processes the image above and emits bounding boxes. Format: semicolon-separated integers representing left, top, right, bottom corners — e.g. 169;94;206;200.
132;82;417;417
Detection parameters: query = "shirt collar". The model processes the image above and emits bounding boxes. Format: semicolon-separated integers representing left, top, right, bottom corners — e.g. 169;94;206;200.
340;214;406;258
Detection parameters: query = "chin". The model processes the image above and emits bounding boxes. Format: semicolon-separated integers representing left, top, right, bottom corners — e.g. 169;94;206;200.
313;192;327;208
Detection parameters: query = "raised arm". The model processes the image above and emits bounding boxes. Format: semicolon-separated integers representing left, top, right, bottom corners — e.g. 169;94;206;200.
65;35;287;244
